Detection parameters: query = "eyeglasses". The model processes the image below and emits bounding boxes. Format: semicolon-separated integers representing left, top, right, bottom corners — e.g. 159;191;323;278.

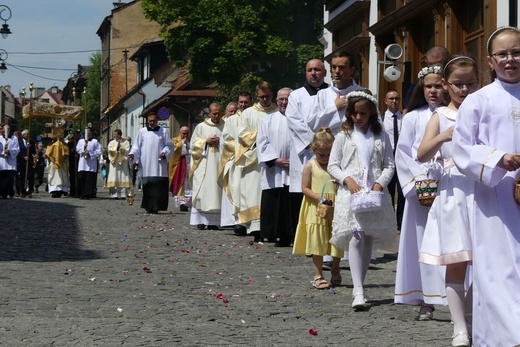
446;81;478;90
490;51;520;62
386;97;400;101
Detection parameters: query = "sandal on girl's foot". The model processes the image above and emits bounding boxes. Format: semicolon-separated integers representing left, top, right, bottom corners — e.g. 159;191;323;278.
330;270;342;286
312;276;331;290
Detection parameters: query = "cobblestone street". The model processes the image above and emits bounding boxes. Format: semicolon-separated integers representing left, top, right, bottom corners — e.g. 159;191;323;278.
1;183;453;346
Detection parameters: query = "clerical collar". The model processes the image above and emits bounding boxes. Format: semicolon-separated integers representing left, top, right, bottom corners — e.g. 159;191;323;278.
147;125;160;132
304;81;329;96
253;103;278;113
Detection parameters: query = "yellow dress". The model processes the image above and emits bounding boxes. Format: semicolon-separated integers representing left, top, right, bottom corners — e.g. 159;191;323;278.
292;159;343;257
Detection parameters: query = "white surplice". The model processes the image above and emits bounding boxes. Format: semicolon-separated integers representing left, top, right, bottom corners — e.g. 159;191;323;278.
0;135;19;170
130;127;173;178
310;80;364;135
394;104;447;306
257;111;291;190
452;79;520;347
76;138;102;172
285;86;319;193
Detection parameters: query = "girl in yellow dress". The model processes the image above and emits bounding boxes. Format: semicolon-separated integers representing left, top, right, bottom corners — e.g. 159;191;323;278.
292;127;343;289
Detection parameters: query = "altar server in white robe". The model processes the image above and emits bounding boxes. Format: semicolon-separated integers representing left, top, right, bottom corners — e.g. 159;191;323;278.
235;82;278;241
257;88;293;246
190;103;225;230
0;124;20;198
310;51;364;136
286;59;328;232
219;92;253;234
394;65;448;318
76;127;101;200
129;113;174;214
452;26;520;347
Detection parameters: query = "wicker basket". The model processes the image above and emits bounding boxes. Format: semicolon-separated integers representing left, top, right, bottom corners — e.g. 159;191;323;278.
515;178;520;205
415;179;439;207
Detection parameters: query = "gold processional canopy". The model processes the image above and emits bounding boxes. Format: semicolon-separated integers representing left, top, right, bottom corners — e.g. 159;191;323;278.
22;101;85;120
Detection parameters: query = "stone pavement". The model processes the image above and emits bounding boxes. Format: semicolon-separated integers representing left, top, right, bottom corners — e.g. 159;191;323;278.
1;183;454;346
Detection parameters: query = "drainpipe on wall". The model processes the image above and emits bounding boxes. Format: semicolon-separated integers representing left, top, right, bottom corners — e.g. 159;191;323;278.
137;88;146;128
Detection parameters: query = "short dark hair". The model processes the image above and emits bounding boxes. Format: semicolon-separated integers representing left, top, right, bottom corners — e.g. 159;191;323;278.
114;129;122;136
331;50;356;68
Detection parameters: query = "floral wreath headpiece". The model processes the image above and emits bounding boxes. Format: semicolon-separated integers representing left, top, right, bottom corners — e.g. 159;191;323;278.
417;65;443;79
346;91;378;107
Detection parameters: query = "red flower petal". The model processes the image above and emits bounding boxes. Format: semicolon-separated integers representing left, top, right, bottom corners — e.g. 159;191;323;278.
309;329;318;336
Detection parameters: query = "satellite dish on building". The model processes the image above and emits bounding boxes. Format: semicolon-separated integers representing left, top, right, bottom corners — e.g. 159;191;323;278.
385;44;403;60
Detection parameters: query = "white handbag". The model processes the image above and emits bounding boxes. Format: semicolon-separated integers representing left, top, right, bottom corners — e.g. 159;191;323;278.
350;169;384;213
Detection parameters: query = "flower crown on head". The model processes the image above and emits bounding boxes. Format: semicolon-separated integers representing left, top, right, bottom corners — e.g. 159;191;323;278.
346;91;378;107
417;65;443;79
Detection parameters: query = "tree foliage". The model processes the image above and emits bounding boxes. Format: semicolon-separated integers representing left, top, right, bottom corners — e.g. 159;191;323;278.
86;52;101;126
141;0;324;99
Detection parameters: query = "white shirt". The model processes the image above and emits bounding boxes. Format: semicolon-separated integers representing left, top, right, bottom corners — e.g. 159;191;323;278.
383;109;403;151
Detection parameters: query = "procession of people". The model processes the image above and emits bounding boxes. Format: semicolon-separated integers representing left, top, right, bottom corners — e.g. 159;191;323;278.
4;26;520;346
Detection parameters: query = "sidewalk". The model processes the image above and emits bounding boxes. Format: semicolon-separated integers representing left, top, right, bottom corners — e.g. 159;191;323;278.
0;185;452;346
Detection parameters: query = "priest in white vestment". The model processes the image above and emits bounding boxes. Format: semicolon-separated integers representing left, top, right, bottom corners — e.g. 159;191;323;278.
219;92;253;234
189;103;225;229
286;59;329;234
129;113;174;214
257;88;293;246
107;129;131;199
235;82;278;240
310;51;364;136
0;124;20;198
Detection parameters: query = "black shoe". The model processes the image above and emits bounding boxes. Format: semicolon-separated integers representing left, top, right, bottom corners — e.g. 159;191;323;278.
197;224;206;230
180;204;189;212
207;225;220;230
251;231;261;243
274;241;292;247
233;225;247;236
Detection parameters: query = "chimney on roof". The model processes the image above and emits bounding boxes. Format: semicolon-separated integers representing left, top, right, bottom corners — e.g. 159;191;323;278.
51;86;59;94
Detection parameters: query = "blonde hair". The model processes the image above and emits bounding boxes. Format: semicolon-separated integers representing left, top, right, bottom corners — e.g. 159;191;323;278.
310;127;334;152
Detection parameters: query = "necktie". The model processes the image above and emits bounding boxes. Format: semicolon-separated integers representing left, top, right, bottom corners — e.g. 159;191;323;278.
393;114;399;152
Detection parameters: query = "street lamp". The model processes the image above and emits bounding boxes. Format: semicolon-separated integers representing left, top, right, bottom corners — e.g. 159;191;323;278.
0;48;7;73
0;5;12;39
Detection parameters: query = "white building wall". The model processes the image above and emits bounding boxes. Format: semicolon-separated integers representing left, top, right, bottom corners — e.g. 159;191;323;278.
367;0;379;98
496;0;509;27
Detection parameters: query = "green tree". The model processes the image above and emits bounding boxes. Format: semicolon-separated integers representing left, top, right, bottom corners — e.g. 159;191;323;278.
85;52;101;126
141;0;323;101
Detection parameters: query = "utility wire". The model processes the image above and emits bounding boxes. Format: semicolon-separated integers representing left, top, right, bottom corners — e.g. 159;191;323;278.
7;63;68;82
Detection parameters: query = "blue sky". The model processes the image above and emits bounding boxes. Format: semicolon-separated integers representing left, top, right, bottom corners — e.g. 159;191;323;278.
0;0;117;96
